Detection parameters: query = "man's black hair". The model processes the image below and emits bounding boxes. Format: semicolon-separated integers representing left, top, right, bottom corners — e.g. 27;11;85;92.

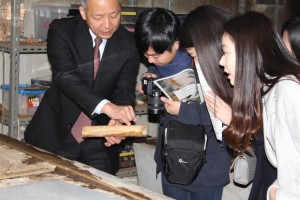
135;8;180;54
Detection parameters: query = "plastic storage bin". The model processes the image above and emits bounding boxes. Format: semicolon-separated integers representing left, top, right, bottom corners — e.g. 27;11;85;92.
32;3;70;41
1;84;46;115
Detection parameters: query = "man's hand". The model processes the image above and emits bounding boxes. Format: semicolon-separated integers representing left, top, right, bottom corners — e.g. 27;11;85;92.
204;91;232;125
104;119;125;147
108;118;123;126
104;136;125;147
161;96;180;116
138;72;158;94
101;102;137;125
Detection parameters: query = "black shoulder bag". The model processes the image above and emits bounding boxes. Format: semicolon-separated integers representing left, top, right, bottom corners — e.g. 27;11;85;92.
162;120;206;185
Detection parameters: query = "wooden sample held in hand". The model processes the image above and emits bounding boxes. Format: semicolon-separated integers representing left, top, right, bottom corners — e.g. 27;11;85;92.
82;125;147;138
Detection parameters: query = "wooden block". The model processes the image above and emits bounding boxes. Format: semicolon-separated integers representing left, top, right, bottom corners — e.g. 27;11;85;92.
82;125;147;138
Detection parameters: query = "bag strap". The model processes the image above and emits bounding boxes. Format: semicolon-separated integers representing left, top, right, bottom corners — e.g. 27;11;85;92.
230;150;256;171
230;154;243;171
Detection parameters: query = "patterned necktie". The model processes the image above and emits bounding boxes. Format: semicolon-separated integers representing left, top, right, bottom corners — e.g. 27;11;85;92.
93;37;102;78
71;37;102;143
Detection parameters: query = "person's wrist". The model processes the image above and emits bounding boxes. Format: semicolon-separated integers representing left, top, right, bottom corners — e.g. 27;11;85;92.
101;102;113;115
269;187;277;200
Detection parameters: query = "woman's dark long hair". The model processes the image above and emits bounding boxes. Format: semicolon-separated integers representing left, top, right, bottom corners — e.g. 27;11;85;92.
282;15;300;62
224;11;300;153
179;5;234;105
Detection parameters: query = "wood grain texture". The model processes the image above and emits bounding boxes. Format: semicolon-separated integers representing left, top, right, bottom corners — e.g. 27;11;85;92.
0;144;56;180
0;133;173;200
82;125;147;138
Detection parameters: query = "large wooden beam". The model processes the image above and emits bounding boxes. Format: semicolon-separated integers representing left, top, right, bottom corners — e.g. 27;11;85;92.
0;133;171;200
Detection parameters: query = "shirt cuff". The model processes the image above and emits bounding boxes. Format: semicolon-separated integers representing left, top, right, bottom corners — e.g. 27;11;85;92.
222;124;228;131
92;99;110;115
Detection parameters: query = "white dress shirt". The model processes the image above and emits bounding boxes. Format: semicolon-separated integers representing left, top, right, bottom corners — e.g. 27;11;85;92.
89;29;110;115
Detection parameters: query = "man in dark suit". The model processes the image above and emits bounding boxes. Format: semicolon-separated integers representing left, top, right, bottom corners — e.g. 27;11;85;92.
24;0;140;175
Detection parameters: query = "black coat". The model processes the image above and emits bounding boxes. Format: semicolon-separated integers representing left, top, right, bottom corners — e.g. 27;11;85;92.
24;15;140;173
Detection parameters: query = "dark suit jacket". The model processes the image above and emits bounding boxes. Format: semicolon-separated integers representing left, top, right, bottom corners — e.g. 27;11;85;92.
24;15;140;173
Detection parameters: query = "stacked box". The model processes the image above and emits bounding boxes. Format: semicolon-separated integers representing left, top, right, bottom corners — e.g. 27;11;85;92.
1;84;46;115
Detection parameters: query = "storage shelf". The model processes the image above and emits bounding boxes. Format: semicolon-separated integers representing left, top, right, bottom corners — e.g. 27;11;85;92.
1;41;47;135
116;166;137;178
0;104;32;126
134;104;147;115
0;115;32;126
0;42;47;54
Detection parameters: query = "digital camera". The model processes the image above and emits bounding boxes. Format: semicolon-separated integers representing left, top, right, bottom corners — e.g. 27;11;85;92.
141;77;164;115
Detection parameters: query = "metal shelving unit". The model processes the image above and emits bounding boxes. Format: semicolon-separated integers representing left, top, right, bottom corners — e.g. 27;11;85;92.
0;43;47;54
0;41;47;138
0;42;47;139
0;0;47;139
4;0;21;139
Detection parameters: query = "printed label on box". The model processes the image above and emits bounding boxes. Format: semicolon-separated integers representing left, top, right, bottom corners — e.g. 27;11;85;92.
28;96;40;108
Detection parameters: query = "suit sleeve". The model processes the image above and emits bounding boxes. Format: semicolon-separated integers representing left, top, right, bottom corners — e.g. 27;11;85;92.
47;20;139;117
47;20;101;116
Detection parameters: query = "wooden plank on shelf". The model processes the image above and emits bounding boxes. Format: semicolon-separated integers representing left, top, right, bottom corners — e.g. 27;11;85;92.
0;103;33;119
0;41;47;46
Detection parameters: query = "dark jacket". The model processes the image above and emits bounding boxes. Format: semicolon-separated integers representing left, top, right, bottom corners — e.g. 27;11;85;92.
156;102;231;192
24;15;140;173
248;131;277;200
152;51;231;192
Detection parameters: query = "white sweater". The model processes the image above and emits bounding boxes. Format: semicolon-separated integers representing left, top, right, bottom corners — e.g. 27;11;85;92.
263;76;300;200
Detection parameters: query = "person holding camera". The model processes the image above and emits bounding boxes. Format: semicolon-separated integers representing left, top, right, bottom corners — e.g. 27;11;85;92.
135;7;232;200
181;6;279;200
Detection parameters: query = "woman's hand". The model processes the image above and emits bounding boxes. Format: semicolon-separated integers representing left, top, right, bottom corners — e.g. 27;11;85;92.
204;91;232;125
269;187;277;200
161;96;181;116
